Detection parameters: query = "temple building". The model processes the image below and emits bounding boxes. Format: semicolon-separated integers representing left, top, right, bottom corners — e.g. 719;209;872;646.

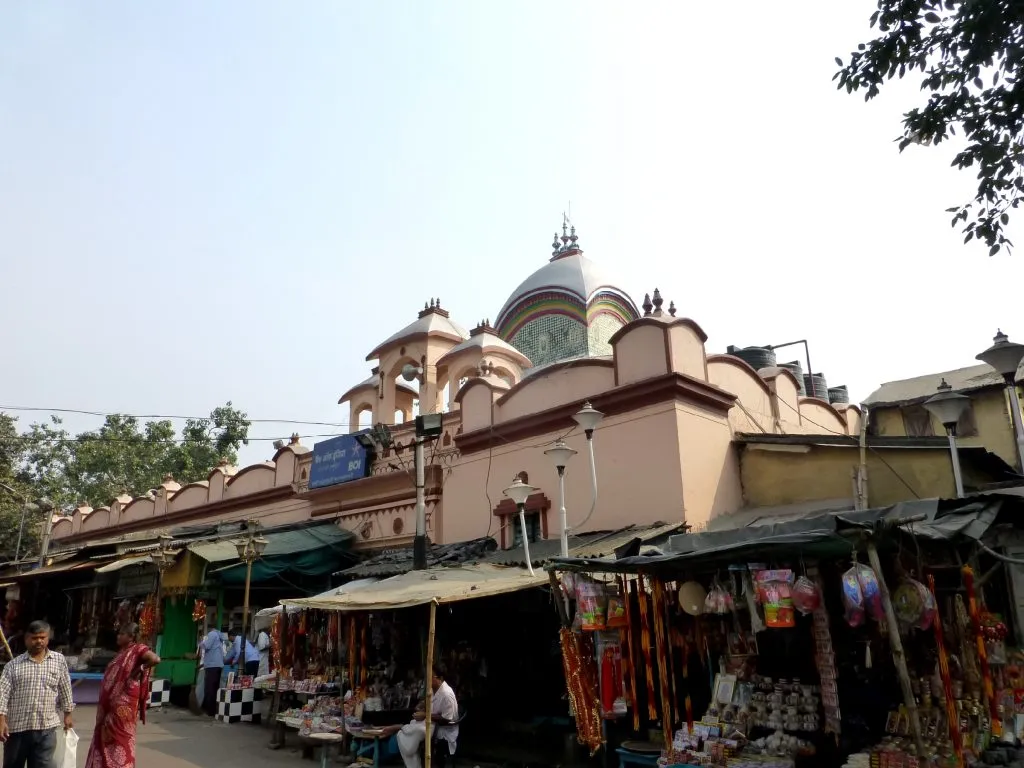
48;217;1019;562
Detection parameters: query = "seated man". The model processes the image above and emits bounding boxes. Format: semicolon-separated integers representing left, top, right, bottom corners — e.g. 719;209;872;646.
396;664;459;768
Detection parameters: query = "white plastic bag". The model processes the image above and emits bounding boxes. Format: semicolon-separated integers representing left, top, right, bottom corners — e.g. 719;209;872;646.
51;728;78;768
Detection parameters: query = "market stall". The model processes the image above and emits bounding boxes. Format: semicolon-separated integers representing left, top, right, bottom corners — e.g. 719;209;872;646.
275;563;548;765
548;494;1024;768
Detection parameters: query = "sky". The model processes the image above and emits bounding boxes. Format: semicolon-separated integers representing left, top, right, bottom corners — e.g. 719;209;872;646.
2;1;1023;466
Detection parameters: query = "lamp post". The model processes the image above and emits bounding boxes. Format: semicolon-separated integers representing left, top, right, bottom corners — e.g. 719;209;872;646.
924;379;972;498
0;483;52;565
570;402;604;532
412;412;444;570
150;534;177;645
503;477;538;576
976;329;1024;472
544;440;577;558
234;521;269;677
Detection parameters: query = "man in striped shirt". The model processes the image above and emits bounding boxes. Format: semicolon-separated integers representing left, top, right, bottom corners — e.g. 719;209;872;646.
0;620;74;768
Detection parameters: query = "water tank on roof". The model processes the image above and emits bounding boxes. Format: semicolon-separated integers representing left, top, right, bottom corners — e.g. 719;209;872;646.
726;345;777;371
780;361;805;394
828;385;849;405
804;373;829;400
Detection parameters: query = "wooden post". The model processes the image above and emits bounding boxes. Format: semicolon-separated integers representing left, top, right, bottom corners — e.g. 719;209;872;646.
866;539;925;757
0;621;14;661
549;571;570;627
424;601;437;768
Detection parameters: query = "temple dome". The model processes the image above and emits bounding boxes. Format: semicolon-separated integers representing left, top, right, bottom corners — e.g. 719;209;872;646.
494;223;639;368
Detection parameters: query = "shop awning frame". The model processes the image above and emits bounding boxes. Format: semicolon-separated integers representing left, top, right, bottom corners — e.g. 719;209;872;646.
547;494;1024;576
95;555;155;573
281;563;547;612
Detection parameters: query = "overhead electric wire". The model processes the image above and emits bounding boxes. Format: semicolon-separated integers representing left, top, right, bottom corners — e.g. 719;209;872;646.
0;404;353;428
775;396;922;499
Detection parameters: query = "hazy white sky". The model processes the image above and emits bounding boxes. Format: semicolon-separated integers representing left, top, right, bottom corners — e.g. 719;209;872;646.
2;1;1022;466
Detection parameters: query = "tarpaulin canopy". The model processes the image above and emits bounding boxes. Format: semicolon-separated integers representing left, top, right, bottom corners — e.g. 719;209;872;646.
189;523;355;585
281;563;547;612
253;578;378;629
95;555;155;573
548;495;1021;575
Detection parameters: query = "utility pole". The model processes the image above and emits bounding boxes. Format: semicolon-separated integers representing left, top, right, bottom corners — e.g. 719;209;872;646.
413;436;427;570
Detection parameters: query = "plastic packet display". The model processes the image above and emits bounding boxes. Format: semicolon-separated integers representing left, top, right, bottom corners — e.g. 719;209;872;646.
605;583;628;629
840;567;865;627
753;569;795;628
854;564;883;621
704;583;733;615
576;580;608;631
792;576;821;615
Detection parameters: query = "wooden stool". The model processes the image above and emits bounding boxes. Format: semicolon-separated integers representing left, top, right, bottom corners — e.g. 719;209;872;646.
308;732;346;768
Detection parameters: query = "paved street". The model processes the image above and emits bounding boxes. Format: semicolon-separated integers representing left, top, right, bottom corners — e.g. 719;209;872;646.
5;706;309;768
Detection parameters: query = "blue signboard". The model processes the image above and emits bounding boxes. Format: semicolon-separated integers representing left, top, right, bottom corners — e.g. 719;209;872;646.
309;432;371;489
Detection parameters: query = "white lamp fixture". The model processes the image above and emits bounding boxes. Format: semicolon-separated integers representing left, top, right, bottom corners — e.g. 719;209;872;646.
976;329;1024;472
924;379;971;497
253;535;269;557
503;477;538;576
544;440;578;557
569;402;604;534
572;401;604;437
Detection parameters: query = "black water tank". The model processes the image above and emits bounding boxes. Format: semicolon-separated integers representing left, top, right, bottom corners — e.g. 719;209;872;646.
804;373;829;400
726;345;777;371
828;386;849;405
780;361;805;394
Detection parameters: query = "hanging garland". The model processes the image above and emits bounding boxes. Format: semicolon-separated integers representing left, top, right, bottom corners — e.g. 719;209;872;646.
138;595;156;640
270;614;282;671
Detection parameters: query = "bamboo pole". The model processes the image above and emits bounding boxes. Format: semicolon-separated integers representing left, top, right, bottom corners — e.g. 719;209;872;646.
866;539;925;757
0;622;14;661
424;601;437;768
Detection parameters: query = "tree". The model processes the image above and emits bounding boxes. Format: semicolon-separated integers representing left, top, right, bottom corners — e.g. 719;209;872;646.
0;414;48;560
15;402;251;512
836;0;1024;255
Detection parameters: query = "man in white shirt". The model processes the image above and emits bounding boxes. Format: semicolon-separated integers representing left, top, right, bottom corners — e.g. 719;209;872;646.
0;620;74;768
396;665;459;768
256;630;271;677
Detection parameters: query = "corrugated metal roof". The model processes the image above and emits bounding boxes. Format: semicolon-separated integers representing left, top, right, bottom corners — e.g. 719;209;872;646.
485;523;683;567
864;363;1023;407
189;523;353;564
338;537;497;578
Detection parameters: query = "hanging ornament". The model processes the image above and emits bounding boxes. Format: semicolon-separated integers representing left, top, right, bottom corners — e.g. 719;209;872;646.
192;599;207;623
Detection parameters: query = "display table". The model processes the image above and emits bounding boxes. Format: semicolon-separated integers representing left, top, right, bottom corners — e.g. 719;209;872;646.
70;672;105;705
349;726;401;768
308;732;345;768
215;687;264;724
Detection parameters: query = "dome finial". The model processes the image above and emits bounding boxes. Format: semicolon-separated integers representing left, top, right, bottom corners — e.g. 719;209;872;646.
551;232;560;256
668;300;677;317
652;288;664;315
642;293;653;317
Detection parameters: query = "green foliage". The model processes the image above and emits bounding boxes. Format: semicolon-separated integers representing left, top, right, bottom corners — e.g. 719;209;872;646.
836;0;1024;255
0;404;251;557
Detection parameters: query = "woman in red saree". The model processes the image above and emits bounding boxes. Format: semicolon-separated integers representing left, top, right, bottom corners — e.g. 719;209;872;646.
85;622;161;768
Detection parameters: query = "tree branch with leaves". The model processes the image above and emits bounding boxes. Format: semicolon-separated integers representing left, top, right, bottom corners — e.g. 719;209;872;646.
836;0;1024;254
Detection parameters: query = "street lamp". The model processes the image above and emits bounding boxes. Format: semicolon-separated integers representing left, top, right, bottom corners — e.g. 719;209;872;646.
544;440;577;558
976;329;1024;472
0;483;52;565
570;402;604;533
503;477;538;577
924;379;972;498
234;521;269;677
